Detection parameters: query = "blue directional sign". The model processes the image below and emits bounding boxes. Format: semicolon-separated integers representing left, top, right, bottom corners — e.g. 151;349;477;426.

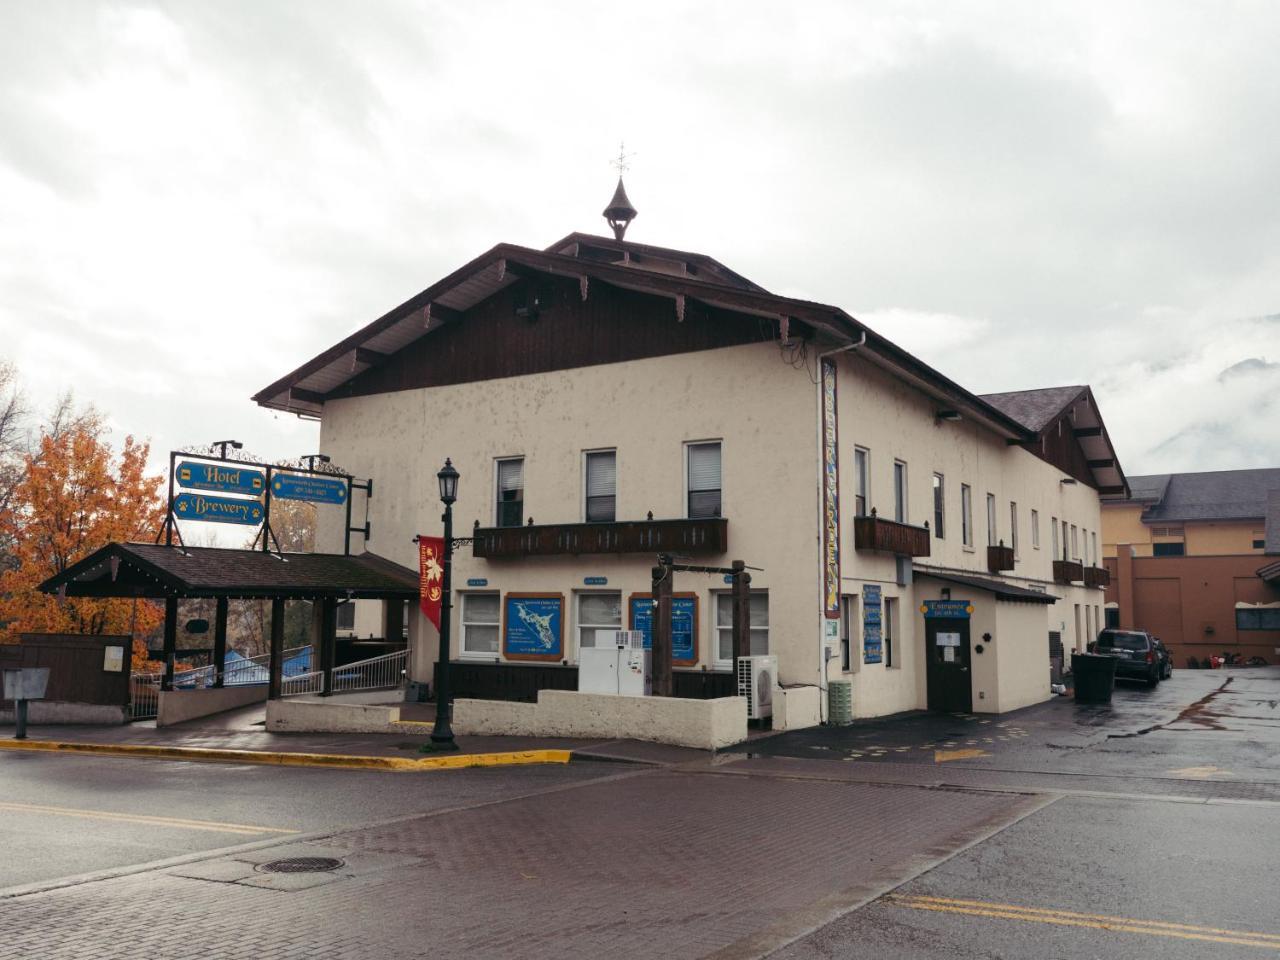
271;473;348;505
176;461;265;496
174;493;264;526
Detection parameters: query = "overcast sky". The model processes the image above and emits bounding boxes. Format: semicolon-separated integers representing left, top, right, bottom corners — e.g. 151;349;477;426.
2;1;1278;492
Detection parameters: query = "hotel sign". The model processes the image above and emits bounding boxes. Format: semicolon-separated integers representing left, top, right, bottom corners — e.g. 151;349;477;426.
176;461;265;496
820;357;841;618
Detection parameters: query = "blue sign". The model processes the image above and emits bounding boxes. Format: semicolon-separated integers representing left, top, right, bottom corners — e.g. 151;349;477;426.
176;461;265;496
503;594;563;660
174;493;264;526
466;578;489;587
584;576;608;586
271;473;348;505
630;595;698;664
923;600;973;619
863;584;883;664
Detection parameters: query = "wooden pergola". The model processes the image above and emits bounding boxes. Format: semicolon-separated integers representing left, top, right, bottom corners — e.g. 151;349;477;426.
40;542;419;698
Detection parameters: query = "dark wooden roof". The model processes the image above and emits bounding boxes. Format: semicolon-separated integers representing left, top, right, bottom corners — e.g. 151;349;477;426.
39;543;419;600
916;569;1060;604
1258;558;1280;584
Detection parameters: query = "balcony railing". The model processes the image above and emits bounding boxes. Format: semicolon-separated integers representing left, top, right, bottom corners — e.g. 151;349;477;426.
1053;559;1085;584
852;512;931;558
1084;565;1111;588
472;516;728;559
987;544;1015;573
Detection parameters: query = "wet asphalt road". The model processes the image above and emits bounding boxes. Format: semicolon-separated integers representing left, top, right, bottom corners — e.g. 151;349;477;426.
0;752;615;889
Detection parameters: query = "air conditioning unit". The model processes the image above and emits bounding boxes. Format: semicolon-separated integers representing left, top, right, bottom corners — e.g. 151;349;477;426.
736;655;777;720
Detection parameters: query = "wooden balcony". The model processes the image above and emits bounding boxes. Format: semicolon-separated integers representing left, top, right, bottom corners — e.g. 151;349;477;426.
471;516;728;559
853;513;931;558
987;544;1015;573
1084;565;1111;588
1053;560;1085;585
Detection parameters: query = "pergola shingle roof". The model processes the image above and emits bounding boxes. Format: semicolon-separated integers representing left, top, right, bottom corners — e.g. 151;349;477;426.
39;542;420;601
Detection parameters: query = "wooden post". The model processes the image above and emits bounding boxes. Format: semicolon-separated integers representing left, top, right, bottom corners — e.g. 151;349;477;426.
268;598;285;700
161;596;178;691
320;598;337;696
212;597;228;689
731;560;752;663
651;563;673;697
384;597;405;643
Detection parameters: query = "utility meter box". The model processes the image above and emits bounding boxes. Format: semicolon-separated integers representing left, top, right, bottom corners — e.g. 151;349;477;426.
578;631;650;696
3;667;50;701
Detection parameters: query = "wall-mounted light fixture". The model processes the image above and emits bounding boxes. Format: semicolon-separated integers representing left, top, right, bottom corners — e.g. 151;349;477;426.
1060;477;1078;485
935;410;962;423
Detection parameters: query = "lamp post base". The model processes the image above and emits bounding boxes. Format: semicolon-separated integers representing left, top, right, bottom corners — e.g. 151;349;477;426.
419;737;459;754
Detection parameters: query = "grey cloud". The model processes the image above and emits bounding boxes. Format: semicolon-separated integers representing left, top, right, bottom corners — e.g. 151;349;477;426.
1218;357;1279;382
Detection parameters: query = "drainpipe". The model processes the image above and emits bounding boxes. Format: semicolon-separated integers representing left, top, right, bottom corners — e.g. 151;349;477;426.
813;329;867;723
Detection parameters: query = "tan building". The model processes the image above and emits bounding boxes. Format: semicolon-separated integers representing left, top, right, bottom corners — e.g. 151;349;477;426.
1102;468;1280;664
255;199;1126;723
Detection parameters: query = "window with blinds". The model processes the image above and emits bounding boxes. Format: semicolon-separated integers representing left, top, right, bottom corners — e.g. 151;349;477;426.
496;457;524;527
687;442;722;518
584;450;616;522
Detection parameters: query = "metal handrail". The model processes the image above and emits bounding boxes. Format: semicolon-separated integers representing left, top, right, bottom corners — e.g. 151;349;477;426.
169;645;314;688
333;649;408;693
281;670;324;697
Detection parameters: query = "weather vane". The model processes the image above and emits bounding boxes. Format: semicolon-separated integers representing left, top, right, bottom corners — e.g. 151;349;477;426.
611;141;634;176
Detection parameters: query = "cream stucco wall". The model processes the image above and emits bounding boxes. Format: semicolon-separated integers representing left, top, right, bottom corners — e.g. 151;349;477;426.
1102;503;1151;558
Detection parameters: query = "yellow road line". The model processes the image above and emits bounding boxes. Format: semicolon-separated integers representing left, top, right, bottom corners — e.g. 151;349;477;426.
0;801;298;837
0;739;572;772
888;895;1280;949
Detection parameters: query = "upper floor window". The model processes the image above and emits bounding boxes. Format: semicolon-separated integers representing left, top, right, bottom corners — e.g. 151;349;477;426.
1031;509;1040;549
853;447;870;517
686;441;722;519
1010;502;1019;557
584;450;616;522
932;473;945;539
1092;531;1098;563
961;484;974;548
986;493;997;546
496;457;524;527
1071;524;1079;560
1153;541;1185;557
1061;519;1069;561
893;460;908;523
1051;517;1060;559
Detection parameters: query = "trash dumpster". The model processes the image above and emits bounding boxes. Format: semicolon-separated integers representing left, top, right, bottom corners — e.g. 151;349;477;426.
1071;652;1116;703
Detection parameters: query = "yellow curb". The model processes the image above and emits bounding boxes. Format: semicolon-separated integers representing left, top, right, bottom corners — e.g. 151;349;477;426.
0;739;572;773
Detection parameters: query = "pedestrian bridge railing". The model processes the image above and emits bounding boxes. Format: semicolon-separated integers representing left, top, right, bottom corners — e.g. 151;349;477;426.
332;648;408;694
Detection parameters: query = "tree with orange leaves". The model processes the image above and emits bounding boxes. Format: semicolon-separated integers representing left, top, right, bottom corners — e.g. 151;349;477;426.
0;416;166;642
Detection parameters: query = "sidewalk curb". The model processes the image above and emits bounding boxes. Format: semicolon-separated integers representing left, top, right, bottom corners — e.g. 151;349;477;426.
0;738;571;772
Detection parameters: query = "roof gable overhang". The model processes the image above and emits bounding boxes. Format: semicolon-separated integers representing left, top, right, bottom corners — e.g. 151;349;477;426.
1007;386;1130;498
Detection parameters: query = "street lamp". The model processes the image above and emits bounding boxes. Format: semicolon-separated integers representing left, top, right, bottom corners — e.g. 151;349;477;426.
429;458;460;749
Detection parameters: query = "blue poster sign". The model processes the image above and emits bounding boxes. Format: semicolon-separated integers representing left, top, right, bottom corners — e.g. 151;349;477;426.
176;461;265;496
922;600;973;619
863;584;883;664
630;595;698;665
271;473;348;505
503;594;563;661
174;493;264;526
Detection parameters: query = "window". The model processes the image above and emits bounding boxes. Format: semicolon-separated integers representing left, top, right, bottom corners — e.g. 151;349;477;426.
1254;539;1266;550
986;493;997;546
1010;502;1019;557
336;602;355;631
1061;520;1070;561
883;597;896;668
1031;509;1040;549
841;595;858;672
716;592;768;662
1153;542;1185;557
853;448;869;516
961;484;973;548
1091;531;1098;565
577;592;622;650
687;442;722;518
584;450;616;522
461;593;500;657
932;473;945;539
1237;608;1280;630
1051;517;1059;559
496;458;524;527
893;461;908;523
1071;525;1079;560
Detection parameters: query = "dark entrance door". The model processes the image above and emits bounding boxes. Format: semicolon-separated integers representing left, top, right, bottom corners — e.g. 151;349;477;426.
925;617;972;712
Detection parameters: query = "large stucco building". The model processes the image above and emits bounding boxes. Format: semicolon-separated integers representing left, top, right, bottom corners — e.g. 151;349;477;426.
256;196;1125;722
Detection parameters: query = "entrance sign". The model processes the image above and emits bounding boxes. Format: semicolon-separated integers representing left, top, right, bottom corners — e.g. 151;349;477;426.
629;593;698;665
863;584;883;664
503;594;564;661
820;357;841;618
174;493;264;526
176;461;265;496
923;599;974;619
271;473;348;505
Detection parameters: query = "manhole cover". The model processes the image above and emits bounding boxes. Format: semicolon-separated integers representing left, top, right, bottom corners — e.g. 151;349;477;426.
257;857;344;874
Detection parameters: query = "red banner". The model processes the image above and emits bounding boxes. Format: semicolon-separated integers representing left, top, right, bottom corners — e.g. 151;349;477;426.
418;536;444;630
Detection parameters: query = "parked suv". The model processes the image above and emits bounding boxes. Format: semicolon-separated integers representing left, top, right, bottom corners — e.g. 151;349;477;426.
1093;629;1162;687
1153;638;1173;680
